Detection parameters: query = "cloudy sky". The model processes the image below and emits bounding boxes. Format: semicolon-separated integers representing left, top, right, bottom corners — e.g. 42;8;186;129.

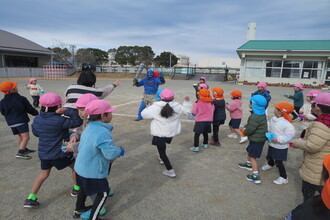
1;0;330;64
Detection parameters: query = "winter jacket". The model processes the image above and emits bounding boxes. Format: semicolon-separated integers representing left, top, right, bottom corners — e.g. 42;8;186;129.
74;121;121;179
225;99;242;119
299;101;317;129
212;99;226;123
289;90;304;108
141;100;193;137
0;93;38;126
268;116;295;149
137;77;165;95
293;121;330;186
32;108;83;160
26;84;43;96
193;100;214;122
243;114;268;143
251;90;271;109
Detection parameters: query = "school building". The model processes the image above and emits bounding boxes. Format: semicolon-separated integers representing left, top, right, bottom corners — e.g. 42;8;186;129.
236;40;330;86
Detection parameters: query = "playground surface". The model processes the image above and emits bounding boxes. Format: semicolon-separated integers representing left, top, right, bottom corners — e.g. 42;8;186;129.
0;77;311;220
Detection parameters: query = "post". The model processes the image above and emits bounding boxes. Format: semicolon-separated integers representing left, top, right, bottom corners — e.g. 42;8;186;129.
169;53;172;68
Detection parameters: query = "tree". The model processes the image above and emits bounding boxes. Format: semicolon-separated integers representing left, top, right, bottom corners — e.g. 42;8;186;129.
75;48;109;66
114;46;154;66
48;47;72;63
154;52;178;67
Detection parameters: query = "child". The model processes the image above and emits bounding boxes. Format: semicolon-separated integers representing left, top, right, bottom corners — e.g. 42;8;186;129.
25;78;44;107
190;88;214;152
141;89;193;177
262;102;295;184
74;100;121;220
23;93;83;208
0;81;38;159
193;77;209;100
291;92;330;201
251;82;271;109
209;87;226;146
225;90;247;144
284;84;304;120
299;90;322;138
238;95;268;184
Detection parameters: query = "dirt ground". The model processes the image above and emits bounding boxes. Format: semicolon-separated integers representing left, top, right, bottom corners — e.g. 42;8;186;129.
0;77;320;220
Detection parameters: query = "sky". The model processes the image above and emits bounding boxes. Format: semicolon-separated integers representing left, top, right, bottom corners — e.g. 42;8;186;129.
1;0;330;64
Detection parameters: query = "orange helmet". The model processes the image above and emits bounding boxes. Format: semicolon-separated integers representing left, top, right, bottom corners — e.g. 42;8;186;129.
230;90;242;98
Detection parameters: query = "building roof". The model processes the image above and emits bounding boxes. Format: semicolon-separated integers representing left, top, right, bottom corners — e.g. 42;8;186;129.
0;29;52;55
237;40;330;51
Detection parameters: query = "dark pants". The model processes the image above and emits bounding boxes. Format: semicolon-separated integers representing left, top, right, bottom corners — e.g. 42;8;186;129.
291;106;301;119
266;156;287;179
156;142;173;170
212;124;220;142
194;132;208;147
31;96;40;107
302;180;323;202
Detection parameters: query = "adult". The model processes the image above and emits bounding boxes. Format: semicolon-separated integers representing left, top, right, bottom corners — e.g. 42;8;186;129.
133;70;165;121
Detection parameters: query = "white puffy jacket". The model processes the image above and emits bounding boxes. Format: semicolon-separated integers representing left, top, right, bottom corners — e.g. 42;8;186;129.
268;116;295;149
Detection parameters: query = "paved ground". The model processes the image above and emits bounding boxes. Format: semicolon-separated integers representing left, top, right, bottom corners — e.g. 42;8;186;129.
0;76;317;220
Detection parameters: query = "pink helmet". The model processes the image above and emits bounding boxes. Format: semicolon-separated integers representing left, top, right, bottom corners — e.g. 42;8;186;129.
85;100;116;115
40;93;62;107
306;90;322;97
74;93;98;108
29;78;37;83
312;92;330;107
257;82;267;90
199;84;208;89
294;84;304;91
160;89;174;101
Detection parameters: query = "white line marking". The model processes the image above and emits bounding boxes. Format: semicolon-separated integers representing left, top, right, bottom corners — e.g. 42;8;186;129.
113;100;141;107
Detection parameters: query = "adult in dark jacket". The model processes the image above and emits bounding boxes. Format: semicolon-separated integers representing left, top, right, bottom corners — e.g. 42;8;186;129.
0;81;38;159
210;87;226;146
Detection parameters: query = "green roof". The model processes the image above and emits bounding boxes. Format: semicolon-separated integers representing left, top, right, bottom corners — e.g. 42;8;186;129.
237;40;330;51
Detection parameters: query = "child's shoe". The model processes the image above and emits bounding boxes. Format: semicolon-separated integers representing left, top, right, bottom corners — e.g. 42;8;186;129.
189;146;199;152
209;141;221;146
246;174;261;184
16;153;32;160
72;206;93;219
23;199;39;208
273;177;288;185
261;164;273;171
187;115;195;119
202;144;208;149
108;189;114;197
162;169;176;178
238;162;252;171
227;133;238;139
24;148;36;153
239;136;248;144
71;187;79;197
80;207;107;219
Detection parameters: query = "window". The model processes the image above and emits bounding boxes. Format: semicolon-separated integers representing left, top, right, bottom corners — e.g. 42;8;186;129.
302;61;321;79
4;55;38;67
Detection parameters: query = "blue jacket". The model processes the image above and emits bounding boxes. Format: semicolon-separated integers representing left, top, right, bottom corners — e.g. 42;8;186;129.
32;108;83;160
137;77;165;95
212;99;226;123
74;121;121;179
251;90;271;109
0;93;38;126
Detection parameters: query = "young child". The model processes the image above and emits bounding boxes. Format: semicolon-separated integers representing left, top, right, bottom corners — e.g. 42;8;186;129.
0;81;38;159
251;82;271;109
190;88;214;152
209;87;226;146
291;92;330;201
284;84;304;120
238;95;268;184
23;93;83;208
193;77;209;100
262;102;295;184
225;90;247;144
141;89;193;177
299;90;322;138
25;78;44;107
74;100;121;220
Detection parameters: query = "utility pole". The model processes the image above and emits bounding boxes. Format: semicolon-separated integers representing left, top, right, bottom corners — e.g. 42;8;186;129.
169;53;172;68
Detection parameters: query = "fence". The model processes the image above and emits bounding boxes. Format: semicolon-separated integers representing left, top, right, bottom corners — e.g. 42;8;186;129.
0;67;44;78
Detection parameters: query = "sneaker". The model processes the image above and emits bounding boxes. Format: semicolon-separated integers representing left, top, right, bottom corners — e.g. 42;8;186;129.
16;153;32;160
239;136;248;144
202;144;208;149
261;164;273;171
273;177;288;185
158;156;164;165
108;189;114;197
227;133;238;139
209;141;221;146
189;146;199;152
72;206;93;219
162;169;176;178
187;115;195;119
134;118;142;121
24;148;36;154
80;207;107;219
246;174;261;184
238;162;252;171
71;188;79;197
23;199;39;208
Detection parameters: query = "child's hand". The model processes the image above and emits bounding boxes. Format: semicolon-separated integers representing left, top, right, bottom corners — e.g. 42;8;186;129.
113;80;120;87
62;144;73;153
184;96;190;101
56;107;67;115
271;138;279;143
69;136;77;144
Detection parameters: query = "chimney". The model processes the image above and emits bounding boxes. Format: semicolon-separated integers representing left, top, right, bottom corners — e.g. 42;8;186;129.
246;22;256;41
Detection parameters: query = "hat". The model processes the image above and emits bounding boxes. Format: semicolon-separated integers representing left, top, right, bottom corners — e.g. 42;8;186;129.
230;90;242;98
199;77;206;82
153;71;160;78
249;95;267;115
147;70;154;74
29;78;37;83
273;102;294;123
312;92;330;107
294;84;304;91
306;90;322;97
40;93;62;107
74;93;98;108
321;154;330;209
257;82;267;90
160;89;174;101
0;81;17;94
85;100;116;115
211;87;224;100
199;84;208;89
197;88;213;102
